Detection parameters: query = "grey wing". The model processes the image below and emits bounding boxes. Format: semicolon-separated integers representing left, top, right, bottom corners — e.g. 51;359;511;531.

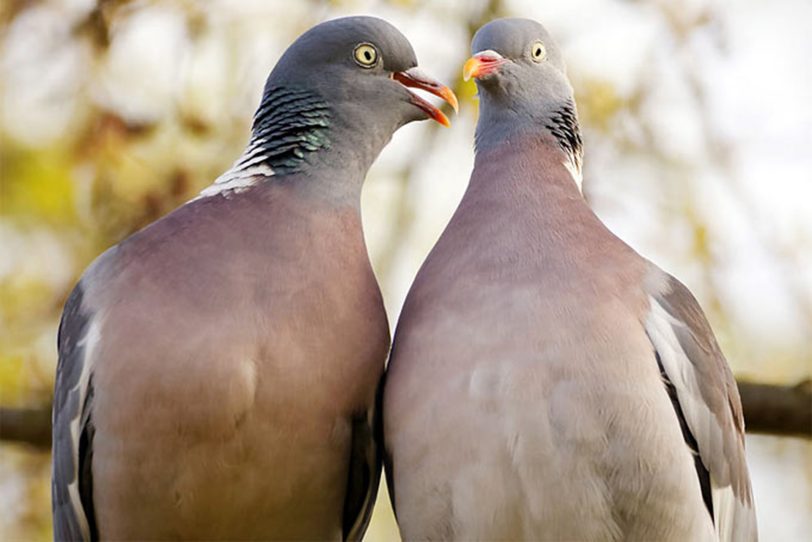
644;270;757;541
342;407;382;542
52;282;98;542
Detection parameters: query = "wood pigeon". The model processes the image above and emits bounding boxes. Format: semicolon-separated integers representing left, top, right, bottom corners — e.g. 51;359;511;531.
382;17;756;541
51;16;456;541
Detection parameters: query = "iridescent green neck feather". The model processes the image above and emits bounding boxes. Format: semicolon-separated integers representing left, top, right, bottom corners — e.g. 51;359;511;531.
248;86;332;175
198;86;332;198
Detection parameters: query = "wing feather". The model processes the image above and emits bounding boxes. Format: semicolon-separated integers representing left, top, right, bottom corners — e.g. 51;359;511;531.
342;408;382;542
644;271;757;541
52;283;97;542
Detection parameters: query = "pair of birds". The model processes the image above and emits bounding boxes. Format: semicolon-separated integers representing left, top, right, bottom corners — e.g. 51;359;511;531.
52;15;756;542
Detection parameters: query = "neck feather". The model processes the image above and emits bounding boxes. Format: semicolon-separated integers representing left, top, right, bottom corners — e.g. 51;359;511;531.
198;86;332;199
469;136;586;208
476;98;584;191
544;100;583;190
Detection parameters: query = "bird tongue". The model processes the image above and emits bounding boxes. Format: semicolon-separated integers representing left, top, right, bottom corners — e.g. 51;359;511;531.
393;67;458;127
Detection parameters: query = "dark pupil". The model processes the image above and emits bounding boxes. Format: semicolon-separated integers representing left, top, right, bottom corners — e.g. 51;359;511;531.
535;47;542;56
364;51;373;61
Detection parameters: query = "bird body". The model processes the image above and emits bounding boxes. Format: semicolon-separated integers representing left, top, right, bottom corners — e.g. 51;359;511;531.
384;18;755;542
387;138;714;540
70;183;387;540
52;16;456;541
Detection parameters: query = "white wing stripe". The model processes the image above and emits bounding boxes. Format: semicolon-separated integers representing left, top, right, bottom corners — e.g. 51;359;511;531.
65;319;100;540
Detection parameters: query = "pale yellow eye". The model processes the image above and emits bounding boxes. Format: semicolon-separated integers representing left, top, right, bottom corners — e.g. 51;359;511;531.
354;43;378;68
530;40;547;62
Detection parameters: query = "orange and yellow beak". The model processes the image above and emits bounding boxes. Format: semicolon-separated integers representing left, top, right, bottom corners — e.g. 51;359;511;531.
394;67;459;127
463;50;508;81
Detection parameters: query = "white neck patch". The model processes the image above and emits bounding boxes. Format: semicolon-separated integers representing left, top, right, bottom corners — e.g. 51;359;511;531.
563;155;583;193
193;138;275;201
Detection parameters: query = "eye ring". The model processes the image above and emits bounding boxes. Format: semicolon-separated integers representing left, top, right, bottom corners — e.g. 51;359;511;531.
530;40;547;62
353;43;379;68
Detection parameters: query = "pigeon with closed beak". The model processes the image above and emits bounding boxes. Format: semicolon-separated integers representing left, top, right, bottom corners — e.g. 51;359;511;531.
383;17;755;542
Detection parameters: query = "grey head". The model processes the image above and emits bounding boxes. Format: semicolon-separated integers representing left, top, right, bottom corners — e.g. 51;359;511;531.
465;18;581;175
222;16;456;191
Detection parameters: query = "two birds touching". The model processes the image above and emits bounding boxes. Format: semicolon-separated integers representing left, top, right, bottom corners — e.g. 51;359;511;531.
52;15;757;542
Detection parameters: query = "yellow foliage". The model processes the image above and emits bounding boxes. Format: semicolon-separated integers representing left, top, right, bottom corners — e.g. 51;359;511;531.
0;353;26;404
1;147;76;225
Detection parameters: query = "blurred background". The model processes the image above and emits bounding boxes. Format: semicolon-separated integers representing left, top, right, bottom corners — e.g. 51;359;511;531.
1;0;810;540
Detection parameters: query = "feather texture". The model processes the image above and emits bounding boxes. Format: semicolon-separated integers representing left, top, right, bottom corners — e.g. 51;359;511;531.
52;282;96;542
198;86;331;199
645;271;757;541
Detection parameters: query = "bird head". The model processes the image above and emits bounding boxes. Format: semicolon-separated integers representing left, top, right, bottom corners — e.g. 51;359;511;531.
464;18;571;108
463;18;581;168
268;16;457;131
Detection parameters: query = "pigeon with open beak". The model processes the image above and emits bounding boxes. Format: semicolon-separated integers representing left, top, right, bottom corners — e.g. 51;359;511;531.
52;16;457;542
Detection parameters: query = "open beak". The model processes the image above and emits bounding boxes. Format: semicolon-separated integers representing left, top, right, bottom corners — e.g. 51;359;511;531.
393;67;458;127
463;50;508;81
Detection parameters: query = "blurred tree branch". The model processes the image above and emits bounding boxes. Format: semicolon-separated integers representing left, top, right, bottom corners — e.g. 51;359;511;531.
738;379;812;439
0;406;52;449
1;378;809;450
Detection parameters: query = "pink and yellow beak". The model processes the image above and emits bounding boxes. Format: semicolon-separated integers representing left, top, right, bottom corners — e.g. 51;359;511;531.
393;67;459;127
463;50;508;81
